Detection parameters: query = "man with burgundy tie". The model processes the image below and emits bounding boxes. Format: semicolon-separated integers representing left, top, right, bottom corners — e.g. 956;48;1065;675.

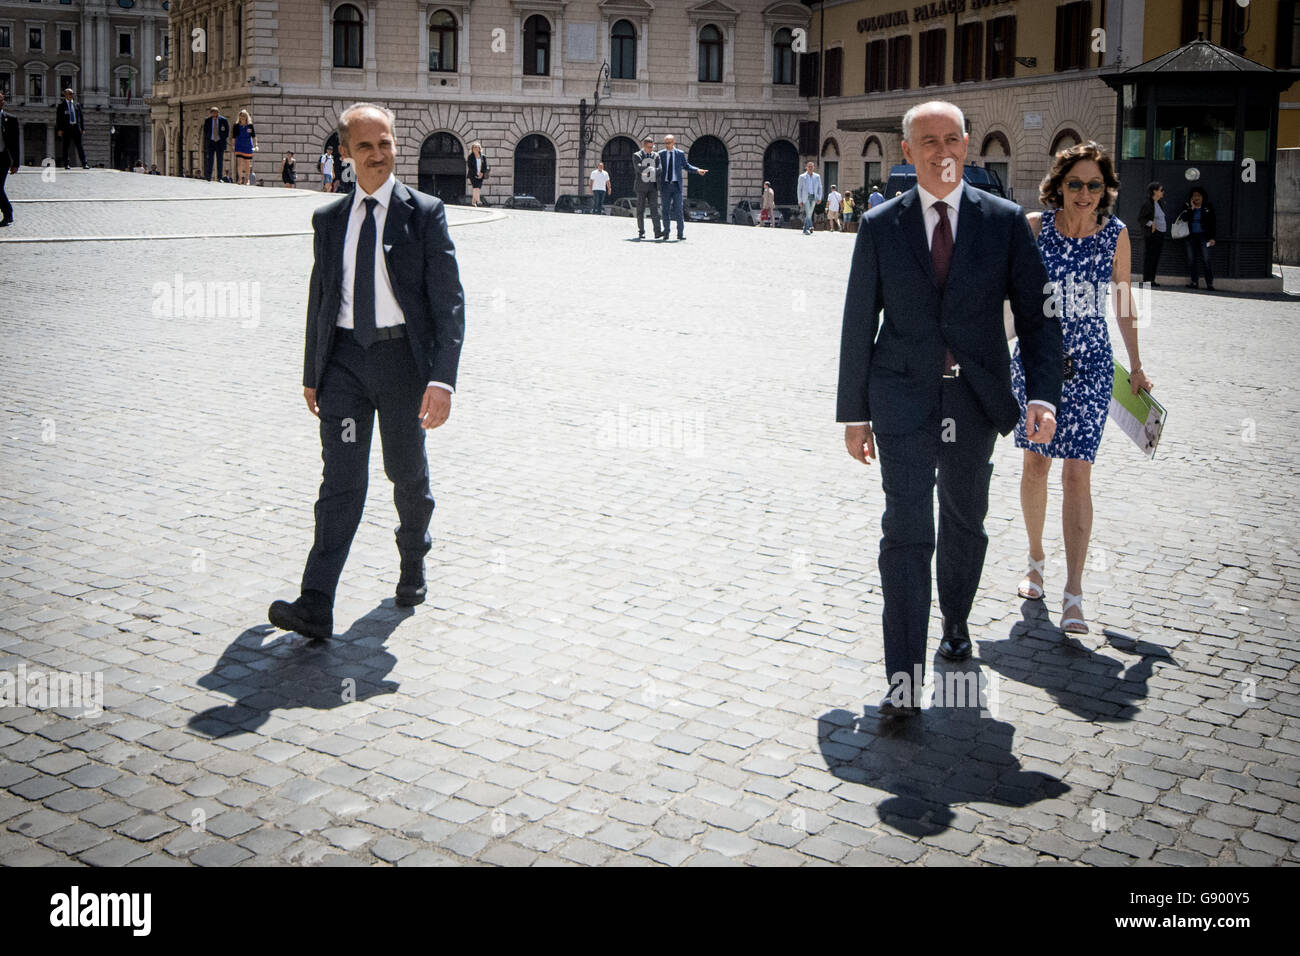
837;101;1062;717
269;102;465;641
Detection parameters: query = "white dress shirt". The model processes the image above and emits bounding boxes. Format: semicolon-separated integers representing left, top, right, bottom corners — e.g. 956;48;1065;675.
337;174;452;393
842;179;1053;424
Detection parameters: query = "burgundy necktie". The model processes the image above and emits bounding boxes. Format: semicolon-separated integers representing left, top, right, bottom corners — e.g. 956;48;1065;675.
931;200;952;289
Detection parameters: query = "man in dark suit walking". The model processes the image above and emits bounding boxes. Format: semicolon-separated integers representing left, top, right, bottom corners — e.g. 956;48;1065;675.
837;100;1063;717
269;102;466;641
632;136;663;240
55;89;89;169
657;134;707;241
202;107;230;182
0;91;18;227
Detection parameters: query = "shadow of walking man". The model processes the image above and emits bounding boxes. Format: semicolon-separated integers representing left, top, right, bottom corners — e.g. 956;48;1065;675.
979;601;1177;722
188;603;408;739
818;661;1070;837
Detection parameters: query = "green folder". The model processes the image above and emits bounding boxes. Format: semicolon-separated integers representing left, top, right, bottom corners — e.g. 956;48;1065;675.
1108;360;1166;459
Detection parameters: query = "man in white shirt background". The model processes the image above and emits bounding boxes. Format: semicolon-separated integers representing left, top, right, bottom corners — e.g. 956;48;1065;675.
590;162;611;214
827;185;843;232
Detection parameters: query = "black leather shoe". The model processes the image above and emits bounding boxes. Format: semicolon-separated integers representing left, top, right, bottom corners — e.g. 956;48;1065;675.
395;562;426;607
268;594;333;641
879;694;920;718
654;231;665;239
938;618;973;661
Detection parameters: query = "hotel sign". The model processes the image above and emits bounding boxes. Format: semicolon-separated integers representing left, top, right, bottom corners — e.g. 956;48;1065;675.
857;0;1013;33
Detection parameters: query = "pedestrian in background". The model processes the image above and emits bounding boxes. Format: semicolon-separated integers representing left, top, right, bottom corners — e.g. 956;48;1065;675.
1180;186;1217;291
590;162;610;214
232;109;258;185
632;137;663;240
202;107;230;182
319;149;334;192
761;180;775;227
282;151;297;187
466;141;488;206
827;184;843;232
0;90;18;227
842;191;855;225
867;185;884;209
55;89;89;169
797;161;822;235
1137;181;1168;286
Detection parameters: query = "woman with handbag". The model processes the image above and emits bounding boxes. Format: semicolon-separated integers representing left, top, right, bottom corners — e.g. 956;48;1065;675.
1011;142;1154;634
1179;186;1217;291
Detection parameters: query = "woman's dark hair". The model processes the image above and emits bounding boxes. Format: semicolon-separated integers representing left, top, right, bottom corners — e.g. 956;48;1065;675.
1146;181;1162;196
1039;140;1120;215
1188;185;1211;206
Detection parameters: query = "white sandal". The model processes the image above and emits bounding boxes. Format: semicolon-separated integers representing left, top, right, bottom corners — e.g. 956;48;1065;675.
1061;591;1089;634
1017;556;1045;600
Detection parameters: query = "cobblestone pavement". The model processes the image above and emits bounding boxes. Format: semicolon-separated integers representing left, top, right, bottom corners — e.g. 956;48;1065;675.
2;171;1298;867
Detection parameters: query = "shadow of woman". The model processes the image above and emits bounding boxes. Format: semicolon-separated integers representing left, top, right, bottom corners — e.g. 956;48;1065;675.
187;603;409;739
979;601;1177;722
818;674;1070;838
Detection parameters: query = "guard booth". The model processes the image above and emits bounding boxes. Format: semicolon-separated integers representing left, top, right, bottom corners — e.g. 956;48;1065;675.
1103;40;1297;291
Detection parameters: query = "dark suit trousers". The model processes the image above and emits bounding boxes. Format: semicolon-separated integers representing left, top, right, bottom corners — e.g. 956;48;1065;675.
661;182;685;237
0;158;11;222
874;378;997;688
301;332;435;603
1142;230;1165;283
61;129;87;167
635;184;660;235
204;143;225;181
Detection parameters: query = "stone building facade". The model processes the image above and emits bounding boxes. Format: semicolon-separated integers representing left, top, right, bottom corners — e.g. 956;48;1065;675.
0;0;169;169
149;0;815;209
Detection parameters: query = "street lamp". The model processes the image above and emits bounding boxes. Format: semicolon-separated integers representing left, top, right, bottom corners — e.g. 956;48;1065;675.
577;60;611;197
155;54;169;82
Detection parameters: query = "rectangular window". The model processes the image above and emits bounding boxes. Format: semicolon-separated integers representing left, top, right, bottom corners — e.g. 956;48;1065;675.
1055;1;1092;72
0;26;10;49
823;161;838;191
1181;0;1205;44
864;39;886;93
29;27;42;51
918;28;945;87
1219;0;1246;52
0;72;11;95
798;50;820;97
118;32;131;56
864;161;881;188
798;120;819;157
1157;104;1236;161
986;16;1016;79
823;47;842;97
954;22;982;82
118;76;131;98
1120;85;1146;159
59;27;73;52
58;73;72;93
888;35;910;91
29;73;41;99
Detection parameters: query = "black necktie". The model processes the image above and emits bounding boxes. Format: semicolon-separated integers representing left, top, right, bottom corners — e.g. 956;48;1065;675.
931;200;953;289
353;197;378;348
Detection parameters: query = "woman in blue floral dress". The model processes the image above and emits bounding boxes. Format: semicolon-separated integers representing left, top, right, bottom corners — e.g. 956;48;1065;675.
1010;142;1154;634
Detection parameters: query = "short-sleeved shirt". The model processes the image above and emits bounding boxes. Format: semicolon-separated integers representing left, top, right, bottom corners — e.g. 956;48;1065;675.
590;170;611;191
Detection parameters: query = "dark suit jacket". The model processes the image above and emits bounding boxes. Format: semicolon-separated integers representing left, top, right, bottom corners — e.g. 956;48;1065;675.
0;112;18;165
202;116;230;149
304;179;466;391
657;148;700;189
837;183;1062;436
1137;196;1167;231
466;153;488;180
632;149;663;191
55;100;85;134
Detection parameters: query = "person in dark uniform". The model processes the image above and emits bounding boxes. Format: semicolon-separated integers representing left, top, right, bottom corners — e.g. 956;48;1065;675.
55;89;89;169
0;90;18;226
1136;181;1168;286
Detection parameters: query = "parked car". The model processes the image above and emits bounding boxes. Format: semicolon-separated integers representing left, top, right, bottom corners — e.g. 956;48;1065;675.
553;193;612;214
729;198;784;227
608;197;638;218
883;163;1007;200
501;194;545;211
774;204;804;228
684;198;722;223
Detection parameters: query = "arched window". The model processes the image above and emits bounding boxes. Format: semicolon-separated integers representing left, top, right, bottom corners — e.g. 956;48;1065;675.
429;10;457;72
1050;129;1081;155
524;15;550;76
698;25;722;83
333;4;363;69
772;27;795;85
980;130;1011;198
611;19;636;79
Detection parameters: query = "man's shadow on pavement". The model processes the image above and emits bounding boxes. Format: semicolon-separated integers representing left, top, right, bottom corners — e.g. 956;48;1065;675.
188;603;407;738
979;601;1177;722
819;658;1070;837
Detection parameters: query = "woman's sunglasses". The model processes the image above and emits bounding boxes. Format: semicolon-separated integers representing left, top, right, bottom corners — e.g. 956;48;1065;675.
1064;179;1105;193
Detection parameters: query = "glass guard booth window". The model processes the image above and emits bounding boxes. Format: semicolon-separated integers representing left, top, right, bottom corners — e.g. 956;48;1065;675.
1120;85;1145;159
1243;102;1269;160
1157;105;1235;161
